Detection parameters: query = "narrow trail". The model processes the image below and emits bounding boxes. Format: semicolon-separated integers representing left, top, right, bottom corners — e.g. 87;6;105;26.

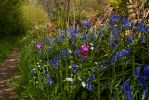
0;48;19;100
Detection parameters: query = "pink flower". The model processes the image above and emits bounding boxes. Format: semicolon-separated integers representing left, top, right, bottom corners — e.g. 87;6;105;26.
78;44;90;55
82;44;90;52
37;42;42;49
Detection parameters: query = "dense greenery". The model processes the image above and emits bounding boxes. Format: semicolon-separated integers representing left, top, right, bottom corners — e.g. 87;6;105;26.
0;0;23;37
0;0;148;100
19;15;149;99
0;36;20;63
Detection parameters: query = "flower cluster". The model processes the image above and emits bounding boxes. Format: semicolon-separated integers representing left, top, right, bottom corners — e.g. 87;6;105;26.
29;15;149;99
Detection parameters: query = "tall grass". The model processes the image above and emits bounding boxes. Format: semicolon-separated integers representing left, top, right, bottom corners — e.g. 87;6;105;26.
0;36;20;63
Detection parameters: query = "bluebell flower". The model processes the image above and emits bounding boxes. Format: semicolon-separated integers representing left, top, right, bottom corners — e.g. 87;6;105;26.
122;18;131;27
60;48;69;59
146;28;149;33
141;35;145;44
76;25;81;33
82;20;91;29
67;25;74;34
47;38;52;43
82;34;88;43
113;27;119;36
126;35;133;44
109;15;120;25
59;33;65;41
46;76;54;84
54;37;59;42
90;74;96;80
109;37;119;48
138;21;145;33
85;83;94;91
69;32;77;44
49;54;60;69
135;65;149;99
117;49;129;58
74;49;79;56
98;25;104;37
110;53;118;64
135;66;141;78
110;49;130;64
72;64;79;73
139;76;148;99
123;79;132;100
143;65;149;80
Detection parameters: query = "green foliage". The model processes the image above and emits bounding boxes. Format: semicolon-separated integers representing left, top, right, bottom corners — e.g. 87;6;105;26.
18;15;149;99
20;1;49;32
0;36;20;63
0;0;23;37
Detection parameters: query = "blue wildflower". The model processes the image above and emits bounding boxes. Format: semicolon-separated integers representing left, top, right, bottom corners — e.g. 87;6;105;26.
76;25;81;33
135;65;149;99
122;18;131;26
60;48;69;59
82;34;88;43
85;83;94;91
59;33;65;41
117;49;129;58
136;66;141;78
123;79;132;100
143;65;149;80
109;15;120;25
82;20;91;29
72;65;79;73
49;54;60;69
90;74;96;80
138;21;145;33
54;37;59;42
146;28;149;33
47;77;53;84
113;27;119;36
110;49;130;64
47;38;52;43
126;35;133;44
74;49;79;56
141;35;145;44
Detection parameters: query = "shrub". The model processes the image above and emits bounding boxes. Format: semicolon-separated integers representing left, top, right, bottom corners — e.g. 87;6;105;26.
20;1;49;33
0;0;23;37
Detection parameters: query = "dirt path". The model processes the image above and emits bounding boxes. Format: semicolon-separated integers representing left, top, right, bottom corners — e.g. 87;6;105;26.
0;48;19;100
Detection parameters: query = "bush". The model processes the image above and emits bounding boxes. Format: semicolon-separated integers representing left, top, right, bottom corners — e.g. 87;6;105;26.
0;0;23;37
19;15;149;99
0;0;49;37
20;1;49;33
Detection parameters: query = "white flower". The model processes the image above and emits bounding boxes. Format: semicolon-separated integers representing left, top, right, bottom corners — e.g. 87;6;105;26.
77;76;82;81
65;77;73;82
95;62;98;65
68;49;72;54
81;82;86;88
69;65;72;69
90;47;94;50
89;43;94;46
37;65;41;67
